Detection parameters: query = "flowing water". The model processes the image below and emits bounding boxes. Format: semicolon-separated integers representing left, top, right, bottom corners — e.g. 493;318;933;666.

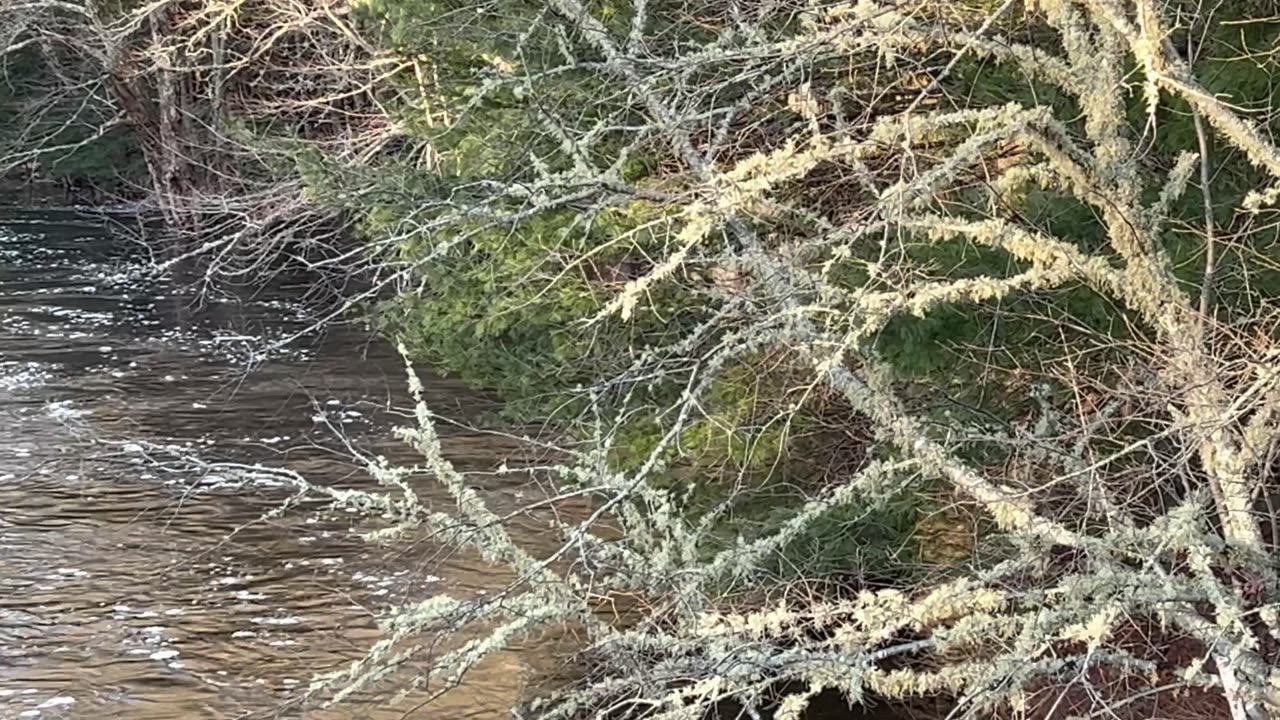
0;211;566;719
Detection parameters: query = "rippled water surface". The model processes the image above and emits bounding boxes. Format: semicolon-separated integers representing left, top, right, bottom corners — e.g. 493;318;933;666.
0;212;560;719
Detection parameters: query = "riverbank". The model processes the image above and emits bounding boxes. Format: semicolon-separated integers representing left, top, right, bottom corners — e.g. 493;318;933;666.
0;176;151;211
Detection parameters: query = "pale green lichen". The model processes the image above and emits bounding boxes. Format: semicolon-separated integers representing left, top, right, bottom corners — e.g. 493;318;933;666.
234;0;1280;716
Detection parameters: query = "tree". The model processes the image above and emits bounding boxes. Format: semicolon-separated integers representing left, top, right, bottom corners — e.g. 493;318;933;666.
0;0;412;288
281;1;1280;718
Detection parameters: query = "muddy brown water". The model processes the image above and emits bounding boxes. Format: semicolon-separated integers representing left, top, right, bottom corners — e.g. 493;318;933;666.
0;211;571;719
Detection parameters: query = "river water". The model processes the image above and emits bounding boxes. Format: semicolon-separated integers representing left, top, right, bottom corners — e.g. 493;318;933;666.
0;211;565;719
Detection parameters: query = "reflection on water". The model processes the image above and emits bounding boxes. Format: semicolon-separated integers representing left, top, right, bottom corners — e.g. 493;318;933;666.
0;212;562;719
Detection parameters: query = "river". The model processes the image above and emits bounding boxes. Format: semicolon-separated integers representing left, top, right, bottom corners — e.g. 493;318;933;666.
0;211;566;719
